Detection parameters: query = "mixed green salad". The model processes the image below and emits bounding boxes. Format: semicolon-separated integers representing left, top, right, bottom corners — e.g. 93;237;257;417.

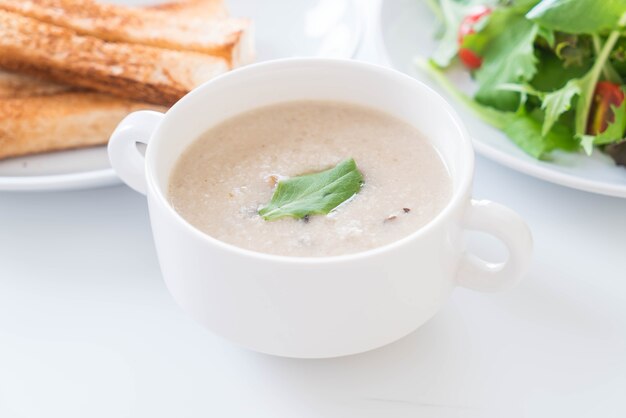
418;0;626;166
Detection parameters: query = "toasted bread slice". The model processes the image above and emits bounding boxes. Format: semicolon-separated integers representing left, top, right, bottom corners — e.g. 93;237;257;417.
0;0;253;67
0;93;164;160
0;10;229;106
0;0;228;100
0;71;74;98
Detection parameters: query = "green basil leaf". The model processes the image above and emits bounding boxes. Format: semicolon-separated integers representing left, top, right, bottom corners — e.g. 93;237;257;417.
258;158;364;221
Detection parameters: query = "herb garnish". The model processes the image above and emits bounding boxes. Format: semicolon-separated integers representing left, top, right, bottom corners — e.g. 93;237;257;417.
258;158;364;221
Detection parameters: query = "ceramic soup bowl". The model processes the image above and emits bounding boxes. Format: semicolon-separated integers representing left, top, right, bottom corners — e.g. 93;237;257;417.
108;59;532;358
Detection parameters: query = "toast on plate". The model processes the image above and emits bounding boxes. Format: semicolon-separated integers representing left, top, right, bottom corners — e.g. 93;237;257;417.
0;10;229;106
0;71;74;98
0;0;253;68
0;0;234;100
0;0;253;160
0;92;164;160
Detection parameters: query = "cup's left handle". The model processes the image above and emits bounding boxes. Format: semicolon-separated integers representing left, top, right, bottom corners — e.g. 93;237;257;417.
108;111;165;195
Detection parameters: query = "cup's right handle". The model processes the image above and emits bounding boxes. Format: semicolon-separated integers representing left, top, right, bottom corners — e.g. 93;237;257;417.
456;200;533;292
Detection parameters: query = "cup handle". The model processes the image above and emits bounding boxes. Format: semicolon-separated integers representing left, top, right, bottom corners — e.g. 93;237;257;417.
456;199;533;292
108;110;165;195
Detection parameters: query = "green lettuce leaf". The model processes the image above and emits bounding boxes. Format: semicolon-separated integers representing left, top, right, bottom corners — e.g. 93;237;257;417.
422;0;626;160
573;19;626;138
527;0;626;34
508;0;543;13
541;79;581;135
415;58;577;159
581;99;626;154
531;48;591;91
596;100;626;144
530;17;626;139
537;26;556;47
472;11;539;111
504;111;578;158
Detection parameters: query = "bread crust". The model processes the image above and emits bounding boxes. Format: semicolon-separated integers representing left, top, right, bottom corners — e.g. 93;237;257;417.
0;93;165;159
0;0;252;67
0;71;74;98
0;0;253;159
0;10;229;106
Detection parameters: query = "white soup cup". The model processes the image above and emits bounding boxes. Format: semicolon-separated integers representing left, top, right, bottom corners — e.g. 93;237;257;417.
108;59;532;358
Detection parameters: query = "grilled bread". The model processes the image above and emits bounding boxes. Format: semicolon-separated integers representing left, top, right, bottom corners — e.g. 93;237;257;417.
0;0;253;68
0;92;163;160
0;93;160;160
0;70;162;160
0;0;229;100
0;0;252;160
0;10;229;106
0;71;73;98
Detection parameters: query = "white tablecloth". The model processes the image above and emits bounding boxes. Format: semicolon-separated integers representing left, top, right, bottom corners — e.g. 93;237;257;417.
1;2;625;417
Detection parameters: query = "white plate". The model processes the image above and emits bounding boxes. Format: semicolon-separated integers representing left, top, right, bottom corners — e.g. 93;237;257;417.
376;0;626;198
0;0;363;192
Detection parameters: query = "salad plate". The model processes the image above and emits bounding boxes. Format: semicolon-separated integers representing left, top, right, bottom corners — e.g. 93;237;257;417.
0;0;363;192
376;0;626;198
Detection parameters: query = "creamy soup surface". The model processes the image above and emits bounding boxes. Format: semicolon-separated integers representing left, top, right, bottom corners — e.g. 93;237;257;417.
169;101;452;257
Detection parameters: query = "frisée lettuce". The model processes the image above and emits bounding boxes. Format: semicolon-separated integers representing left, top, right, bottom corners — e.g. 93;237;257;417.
418;0;626;165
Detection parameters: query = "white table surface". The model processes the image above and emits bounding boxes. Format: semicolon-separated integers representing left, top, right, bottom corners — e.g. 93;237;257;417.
2;4;626;418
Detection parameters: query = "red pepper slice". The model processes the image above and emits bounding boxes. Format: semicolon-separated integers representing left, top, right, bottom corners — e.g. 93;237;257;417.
587;81;625;135
458;48;483;70
457;6;491;70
